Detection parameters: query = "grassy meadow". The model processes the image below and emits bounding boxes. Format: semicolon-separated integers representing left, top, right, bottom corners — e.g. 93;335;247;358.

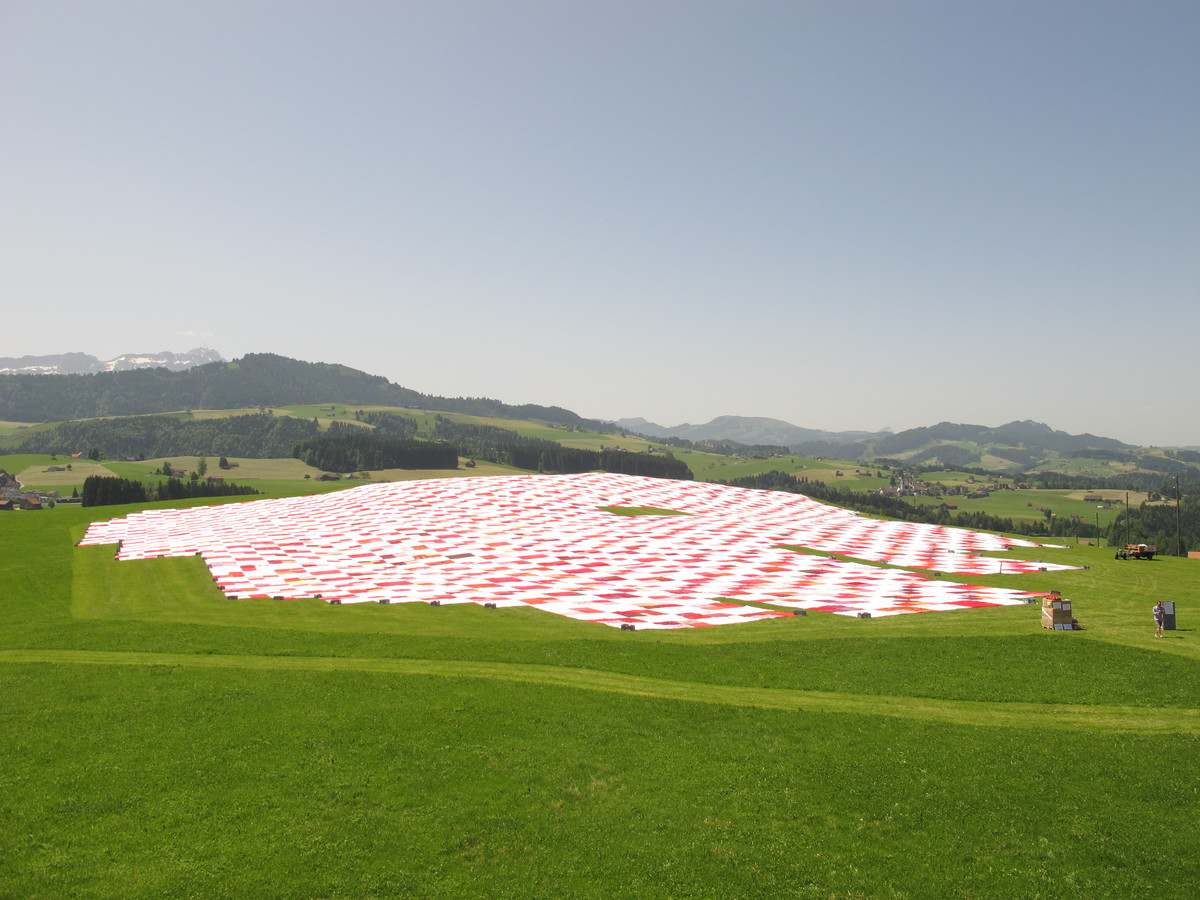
2;474;1198;899
899;488;1130;528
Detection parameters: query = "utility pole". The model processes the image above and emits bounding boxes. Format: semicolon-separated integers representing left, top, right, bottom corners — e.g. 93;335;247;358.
1176;475;1183;558
1125;491;1130;546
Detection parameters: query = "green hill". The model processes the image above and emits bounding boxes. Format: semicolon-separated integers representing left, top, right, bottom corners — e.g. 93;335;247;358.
0;353;611;430
856;420;1198;481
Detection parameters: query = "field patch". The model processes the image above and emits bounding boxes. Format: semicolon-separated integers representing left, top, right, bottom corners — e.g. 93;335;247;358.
79;473;1077;629
17;458;119;487
4;648;1196;733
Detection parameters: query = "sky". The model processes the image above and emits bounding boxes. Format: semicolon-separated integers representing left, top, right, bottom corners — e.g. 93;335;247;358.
2;1;1197;446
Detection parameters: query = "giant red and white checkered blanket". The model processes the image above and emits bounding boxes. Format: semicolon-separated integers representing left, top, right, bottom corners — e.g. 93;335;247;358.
78;473;1075;628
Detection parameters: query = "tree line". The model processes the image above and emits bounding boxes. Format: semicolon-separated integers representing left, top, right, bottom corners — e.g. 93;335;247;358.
295;416;693;479
354;412;420;439
1109;499;1200;556
292;432;458;472
425;415;692;478
81;475;259;507
8;413;322;460
505;444;692;479
872;459;1200;497
2;407;693;480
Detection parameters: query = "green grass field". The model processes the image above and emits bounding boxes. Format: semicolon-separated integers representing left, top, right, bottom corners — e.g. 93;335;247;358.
0;419;40;438
2;477;1198;898
899;488;1131;527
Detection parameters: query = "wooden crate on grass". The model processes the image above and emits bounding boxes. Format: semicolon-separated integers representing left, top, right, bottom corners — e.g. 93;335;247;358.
1042;596;1079;630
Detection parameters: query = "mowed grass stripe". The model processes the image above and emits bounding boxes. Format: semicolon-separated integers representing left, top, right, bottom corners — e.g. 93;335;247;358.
3;648;1195;734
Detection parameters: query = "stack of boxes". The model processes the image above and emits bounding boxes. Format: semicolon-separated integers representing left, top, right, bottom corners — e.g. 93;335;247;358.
1041;591;1078;630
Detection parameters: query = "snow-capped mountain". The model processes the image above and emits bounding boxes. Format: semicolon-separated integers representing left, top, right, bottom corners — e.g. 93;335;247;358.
0;348;224;375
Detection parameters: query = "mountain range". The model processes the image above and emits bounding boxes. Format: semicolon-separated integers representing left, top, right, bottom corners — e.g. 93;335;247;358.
615;416;884;447
614;414;1178;472
0;348;223;375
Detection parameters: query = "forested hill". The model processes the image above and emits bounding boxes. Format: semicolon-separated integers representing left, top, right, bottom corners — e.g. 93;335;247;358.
868;420;1132;457
0;353;607;429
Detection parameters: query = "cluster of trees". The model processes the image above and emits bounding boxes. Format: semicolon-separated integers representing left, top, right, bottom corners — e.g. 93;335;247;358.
1166;449;1200;464
9;413;321;460
292;433;458;472
1109;499;1200;557
81;475;259;507
1016;469;1199;495
354;412;420;439
423;416;691;478
505;444;692;479
293;413;694;479
424;416;552;465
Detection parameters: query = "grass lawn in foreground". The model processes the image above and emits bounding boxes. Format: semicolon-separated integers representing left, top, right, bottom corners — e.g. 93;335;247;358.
1;490;1197;898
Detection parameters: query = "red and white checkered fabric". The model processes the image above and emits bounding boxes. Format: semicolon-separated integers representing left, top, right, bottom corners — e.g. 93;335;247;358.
78;473;1074;628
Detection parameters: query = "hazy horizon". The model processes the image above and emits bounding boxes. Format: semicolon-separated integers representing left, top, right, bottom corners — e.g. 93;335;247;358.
3;2;1196;445
5;344;1196;449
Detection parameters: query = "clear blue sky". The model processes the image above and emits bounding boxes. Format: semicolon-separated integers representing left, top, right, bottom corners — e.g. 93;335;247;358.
3;1;1197;445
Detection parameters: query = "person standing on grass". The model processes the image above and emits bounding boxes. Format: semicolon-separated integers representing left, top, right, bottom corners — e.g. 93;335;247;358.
1154;601;1166;638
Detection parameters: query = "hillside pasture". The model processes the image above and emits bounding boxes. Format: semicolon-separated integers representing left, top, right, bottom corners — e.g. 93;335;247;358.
186;406;301;419
688;453;820;480
903;487;1133;528
280;405;668;452
186;405;374;430
1031;455;1142;477
279;402;360;419
8;456;120;490
4;450;533;497
123;456;324;481
918;470;1009;486
442;413;653;450
17;460;120;489
0;420;61;447
0;419;39;438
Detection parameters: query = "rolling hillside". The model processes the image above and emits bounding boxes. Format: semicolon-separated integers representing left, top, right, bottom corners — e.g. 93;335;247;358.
622;414;1197;479
2;353;1197;486
0;353;611;430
